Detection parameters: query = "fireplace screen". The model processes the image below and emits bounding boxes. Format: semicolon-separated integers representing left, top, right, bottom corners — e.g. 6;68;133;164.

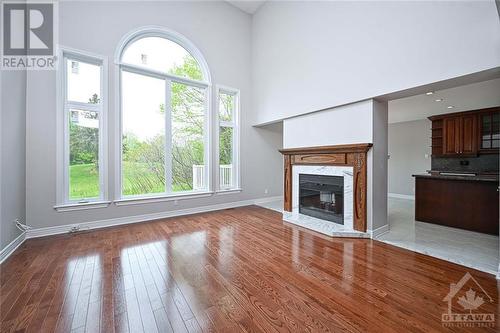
299;174;344;225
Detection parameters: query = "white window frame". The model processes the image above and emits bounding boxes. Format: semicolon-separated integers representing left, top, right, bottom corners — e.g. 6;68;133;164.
215;85;241;193
55;47;109;211
114;26;213;204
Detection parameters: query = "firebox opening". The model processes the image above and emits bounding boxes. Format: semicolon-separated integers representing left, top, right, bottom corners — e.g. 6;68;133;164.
299;174;344;225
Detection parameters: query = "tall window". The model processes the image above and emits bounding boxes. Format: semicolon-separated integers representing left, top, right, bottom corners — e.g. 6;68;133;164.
58;50;107;206
217;86;240;191
118;30;211;198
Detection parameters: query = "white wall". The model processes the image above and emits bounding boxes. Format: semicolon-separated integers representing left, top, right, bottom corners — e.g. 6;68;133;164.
252;0;500;125
25;1;282;230
283;100;373;148
1;70;26;249
283;99;388;231
369;100;388;231
388;119;431;196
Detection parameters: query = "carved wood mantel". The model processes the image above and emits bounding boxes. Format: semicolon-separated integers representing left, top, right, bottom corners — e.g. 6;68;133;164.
279;143;372;232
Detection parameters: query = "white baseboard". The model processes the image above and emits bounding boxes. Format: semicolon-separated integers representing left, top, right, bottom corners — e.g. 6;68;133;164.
253;195;282;204
388;193;415;200
370;224;390;239
0;231;26;265
27;195;283;239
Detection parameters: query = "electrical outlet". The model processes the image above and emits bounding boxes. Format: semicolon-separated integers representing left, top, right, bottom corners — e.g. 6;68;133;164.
264;189;269;194
69;226;80;233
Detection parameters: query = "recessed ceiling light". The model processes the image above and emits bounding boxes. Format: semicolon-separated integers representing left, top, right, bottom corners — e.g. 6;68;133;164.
435;99;443;102
447;106;454;109
426;91;434;95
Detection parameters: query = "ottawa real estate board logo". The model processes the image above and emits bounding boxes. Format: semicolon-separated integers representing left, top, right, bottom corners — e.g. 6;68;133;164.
1;1;57;70
442;272;495;328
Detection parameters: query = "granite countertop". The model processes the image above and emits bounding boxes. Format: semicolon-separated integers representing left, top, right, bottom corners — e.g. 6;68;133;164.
413;173;499;182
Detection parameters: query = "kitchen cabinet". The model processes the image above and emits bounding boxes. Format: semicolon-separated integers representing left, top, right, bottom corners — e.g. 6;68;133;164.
430;107;499;157
414;174;499;235
479;111;500;153
460;114;477;155
442;115;477;156
442;116;461;155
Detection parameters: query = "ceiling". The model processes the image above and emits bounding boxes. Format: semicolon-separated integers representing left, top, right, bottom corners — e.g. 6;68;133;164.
388;78;500;124
226;1;267;14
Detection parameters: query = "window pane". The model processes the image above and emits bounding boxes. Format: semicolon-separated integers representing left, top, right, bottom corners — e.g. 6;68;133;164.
219;126;233;189
122;37;203;81
171;82;206;192
492;117;499;140
67;59;101;103
482;140;491;149
492;140;500;149
219;92;234;122
122;71;165;196
69;109;100;200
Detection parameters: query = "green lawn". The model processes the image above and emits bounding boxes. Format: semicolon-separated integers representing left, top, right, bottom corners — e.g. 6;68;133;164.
69;164;100;200
69;163;193;200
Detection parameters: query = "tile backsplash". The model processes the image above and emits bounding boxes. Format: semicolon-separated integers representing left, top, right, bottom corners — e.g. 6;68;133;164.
432;154;499;173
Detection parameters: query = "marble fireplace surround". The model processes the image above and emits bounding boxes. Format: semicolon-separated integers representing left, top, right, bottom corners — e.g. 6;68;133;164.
285;165;361;237
280;144;372;236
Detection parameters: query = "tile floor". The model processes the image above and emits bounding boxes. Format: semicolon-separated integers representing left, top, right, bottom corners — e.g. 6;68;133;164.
378;197;499;275
257;197;499;275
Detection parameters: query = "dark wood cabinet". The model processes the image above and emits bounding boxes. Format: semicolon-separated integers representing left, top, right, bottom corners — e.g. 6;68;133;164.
430;107;498;157
442;115;477;156
443;117;461;155
460;114;477;155
414;176;499;235
479;111;500;153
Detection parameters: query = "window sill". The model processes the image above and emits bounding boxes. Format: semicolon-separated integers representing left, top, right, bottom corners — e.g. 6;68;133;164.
114;191;214;206
215;188;242;195
54;201;111;212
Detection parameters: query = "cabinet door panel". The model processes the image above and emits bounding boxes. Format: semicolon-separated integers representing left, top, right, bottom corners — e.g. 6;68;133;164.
443;117;460;155
480;111;500;152
460;115;477;154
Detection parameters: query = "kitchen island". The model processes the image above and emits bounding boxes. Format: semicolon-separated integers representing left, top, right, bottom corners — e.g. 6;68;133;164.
413;174;499;235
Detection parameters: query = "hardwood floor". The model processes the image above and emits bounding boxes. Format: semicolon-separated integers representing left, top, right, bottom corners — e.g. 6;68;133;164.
1;206;498;332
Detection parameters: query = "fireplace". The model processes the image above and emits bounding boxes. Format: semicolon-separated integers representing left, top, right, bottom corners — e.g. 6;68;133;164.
290;165;354;233
280;144;372;233
299;174;344;224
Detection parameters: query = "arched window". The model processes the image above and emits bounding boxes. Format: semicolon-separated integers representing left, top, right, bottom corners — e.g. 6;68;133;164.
116;27;211;199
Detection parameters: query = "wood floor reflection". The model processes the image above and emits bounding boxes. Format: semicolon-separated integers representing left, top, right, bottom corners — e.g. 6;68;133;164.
1;206;498;332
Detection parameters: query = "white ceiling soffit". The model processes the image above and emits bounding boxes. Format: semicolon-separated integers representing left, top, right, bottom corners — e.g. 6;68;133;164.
388;78;500;124
226;0;267;14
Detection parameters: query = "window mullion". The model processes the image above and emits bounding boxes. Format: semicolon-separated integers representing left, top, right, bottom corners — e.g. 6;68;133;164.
98;64;105;201
119;62;209;89
66;101;100;112
63;104;70;202
165;79;173;193
233;120;238;189
204;87;210;192
219;121;234;128
234;93;239;189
